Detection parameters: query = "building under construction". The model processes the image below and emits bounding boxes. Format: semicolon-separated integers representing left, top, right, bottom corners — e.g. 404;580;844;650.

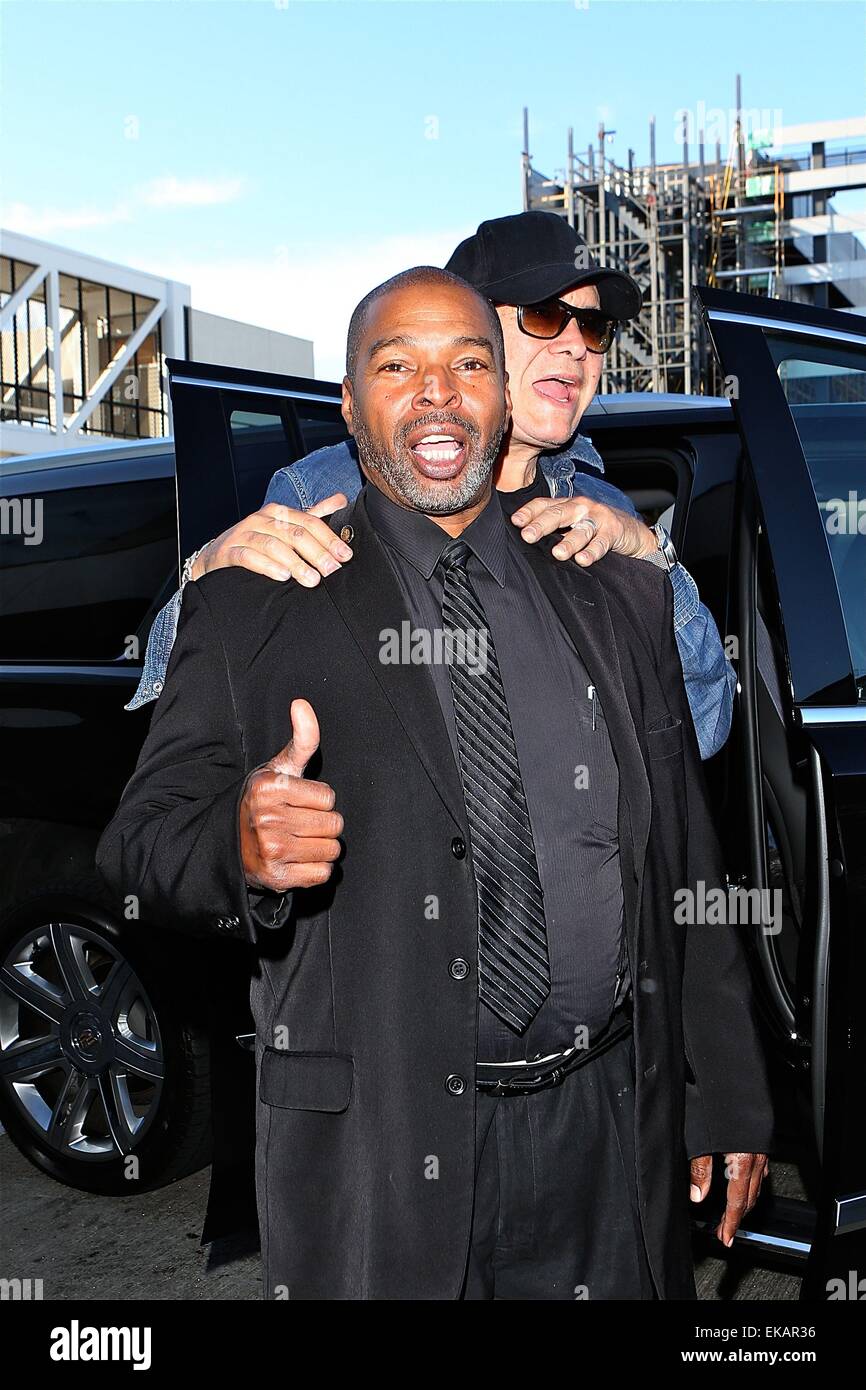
522;85;866;395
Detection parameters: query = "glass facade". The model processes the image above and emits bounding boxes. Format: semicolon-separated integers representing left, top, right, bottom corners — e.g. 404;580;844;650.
0;256;50;427
1;256;168;440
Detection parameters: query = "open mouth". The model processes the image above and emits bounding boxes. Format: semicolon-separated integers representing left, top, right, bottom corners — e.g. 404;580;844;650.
407;425;468;479
532;375;581;406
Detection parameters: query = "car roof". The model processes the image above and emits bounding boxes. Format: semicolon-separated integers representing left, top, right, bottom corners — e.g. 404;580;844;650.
0;436;175;479
585;392;733;420
0;391;734;479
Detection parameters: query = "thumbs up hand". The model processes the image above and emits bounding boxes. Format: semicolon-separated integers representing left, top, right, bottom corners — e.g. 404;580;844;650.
239;699;343;892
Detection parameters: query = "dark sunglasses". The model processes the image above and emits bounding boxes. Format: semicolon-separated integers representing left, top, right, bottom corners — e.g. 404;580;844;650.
515;298;618;353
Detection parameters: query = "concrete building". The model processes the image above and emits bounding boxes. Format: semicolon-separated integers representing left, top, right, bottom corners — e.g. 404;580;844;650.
0;231;314;457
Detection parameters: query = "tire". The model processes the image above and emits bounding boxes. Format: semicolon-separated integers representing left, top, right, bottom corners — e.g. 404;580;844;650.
0;866;213;1194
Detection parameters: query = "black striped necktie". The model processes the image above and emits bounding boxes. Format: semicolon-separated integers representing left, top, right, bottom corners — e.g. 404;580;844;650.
439;536;550;1034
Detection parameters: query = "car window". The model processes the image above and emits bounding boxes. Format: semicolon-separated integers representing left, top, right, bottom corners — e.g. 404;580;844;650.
1;476;176;660
598;451;685;532
291;399;349;455
768;337;866;682
227;407;297;517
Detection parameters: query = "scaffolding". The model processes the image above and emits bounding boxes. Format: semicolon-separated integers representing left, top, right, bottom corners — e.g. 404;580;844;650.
521;86;866;395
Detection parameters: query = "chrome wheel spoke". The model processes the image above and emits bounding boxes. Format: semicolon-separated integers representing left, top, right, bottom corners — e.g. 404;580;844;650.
98;1069;138;1155
98;956;134;1017
49;923;94;1004
0;1032;64;1079
0;962;65;1025
113;1034;164;1082
46;1067;93;1150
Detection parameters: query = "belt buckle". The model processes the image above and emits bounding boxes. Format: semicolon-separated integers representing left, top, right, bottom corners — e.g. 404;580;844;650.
479;1059;567;1096
527;1063;565;1093
477;1015;633;1097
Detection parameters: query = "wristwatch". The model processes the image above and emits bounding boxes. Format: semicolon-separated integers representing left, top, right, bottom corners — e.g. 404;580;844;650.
642;521;678;572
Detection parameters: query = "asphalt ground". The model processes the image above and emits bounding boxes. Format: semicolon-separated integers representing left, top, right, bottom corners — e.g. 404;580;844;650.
0;1132;805;1302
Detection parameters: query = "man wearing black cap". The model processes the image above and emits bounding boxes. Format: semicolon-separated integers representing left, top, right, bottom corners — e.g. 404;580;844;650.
451;205;643;315
131;213;735;768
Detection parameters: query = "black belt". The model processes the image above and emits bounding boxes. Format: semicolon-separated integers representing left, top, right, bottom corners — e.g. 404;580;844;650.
475;998;634;1096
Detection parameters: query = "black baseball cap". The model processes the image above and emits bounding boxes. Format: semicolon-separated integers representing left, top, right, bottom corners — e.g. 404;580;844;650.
446;210;642;320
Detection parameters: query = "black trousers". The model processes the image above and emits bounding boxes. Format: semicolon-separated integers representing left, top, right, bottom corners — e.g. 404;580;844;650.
460;1029;659;1300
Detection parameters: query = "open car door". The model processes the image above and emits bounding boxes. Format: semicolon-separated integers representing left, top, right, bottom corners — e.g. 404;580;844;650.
165;358;347;566
697;286;866;1300
164;357;348;1241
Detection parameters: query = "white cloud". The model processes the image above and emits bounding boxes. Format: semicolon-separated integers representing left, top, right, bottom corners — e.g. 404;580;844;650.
1;175;245;238
139;175;245;208
2;200;132;236
157;226;477;381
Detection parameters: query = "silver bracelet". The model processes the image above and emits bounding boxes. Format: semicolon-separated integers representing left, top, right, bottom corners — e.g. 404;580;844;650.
180;545;207;588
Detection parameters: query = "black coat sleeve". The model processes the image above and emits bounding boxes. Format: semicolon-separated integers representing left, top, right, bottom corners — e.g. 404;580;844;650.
655;574;775;1158
96;579;292;943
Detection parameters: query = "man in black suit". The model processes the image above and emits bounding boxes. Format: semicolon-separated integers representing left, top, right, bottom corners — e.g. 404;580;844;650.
97;266;772;1300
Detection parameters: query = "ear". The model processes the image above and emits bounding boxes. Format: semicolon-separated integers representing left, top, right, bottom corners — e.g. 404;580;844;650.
503;370;513;430
341;377;355;437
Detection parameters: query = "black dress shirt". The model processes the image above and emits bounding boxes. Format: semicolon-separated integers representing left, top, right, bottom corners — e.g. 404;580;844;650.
365;480;627;1062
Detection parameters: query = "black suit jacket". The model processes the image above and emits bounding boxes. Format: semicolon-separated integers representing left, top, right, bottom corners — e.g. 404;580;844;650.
97;487;774;1300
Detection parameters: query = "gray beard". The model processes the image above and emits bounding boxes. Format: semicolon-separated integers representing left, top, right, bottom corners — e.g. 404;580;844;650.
353;417;504;515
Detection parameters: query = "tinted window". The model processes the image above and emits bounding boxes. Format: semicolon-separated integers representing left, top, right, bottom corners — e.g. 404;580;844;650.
227;406;296;515
769;335;866;682
292;399;348;455
1;476;175;659
597;454;681;525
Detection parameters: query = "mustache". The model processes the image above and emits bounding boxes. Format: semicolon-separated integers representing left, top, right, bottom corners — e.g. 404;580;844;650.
395;411;480;446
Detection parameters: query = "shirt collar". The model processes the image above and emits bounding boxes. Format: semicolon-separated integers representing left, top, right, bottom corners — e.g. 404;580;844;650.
364;482;508;588
540;430;606;478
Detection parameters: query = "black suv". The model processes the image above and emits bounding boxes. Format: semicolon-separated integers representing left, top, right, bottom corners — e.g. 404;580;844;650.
1;288;864;1297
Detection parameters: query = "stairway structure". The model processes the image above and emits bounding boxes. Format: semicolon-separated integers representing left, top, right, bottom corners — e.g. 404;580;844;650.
521;89;866;395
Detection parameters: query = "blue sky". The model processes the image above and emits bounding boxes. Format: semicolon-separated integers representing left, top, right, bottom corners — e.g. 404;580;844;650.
3;0;864;378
